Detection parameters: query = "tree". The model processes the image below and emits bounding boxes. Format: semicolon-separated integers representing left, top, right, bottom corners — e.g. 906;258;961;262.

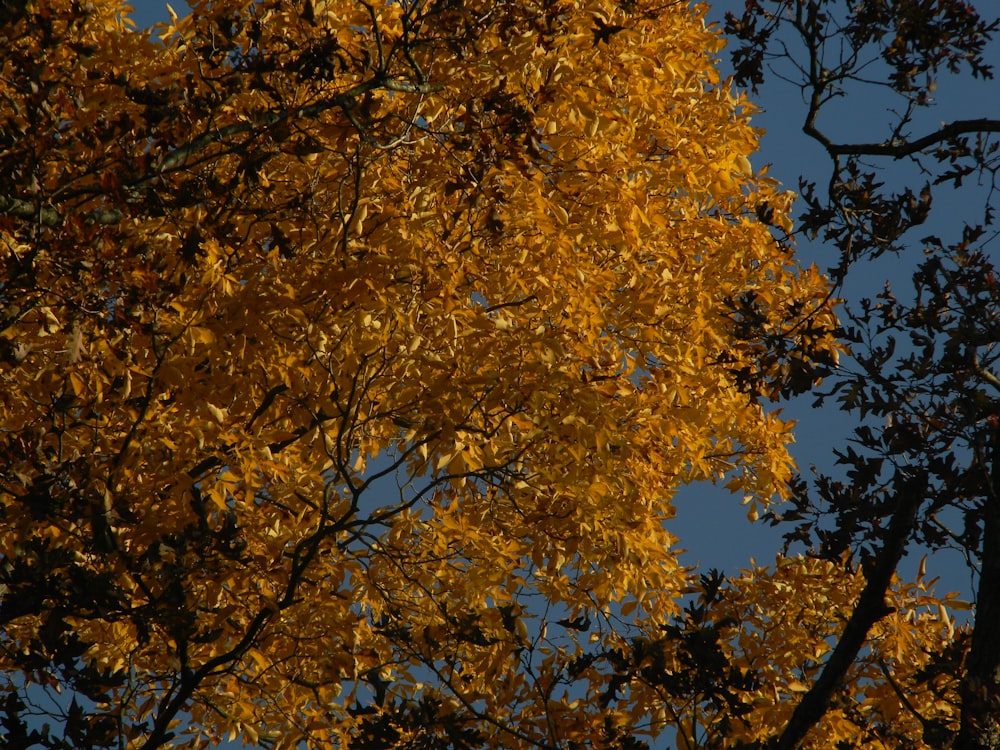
0;1;846;748
716;1;1000;748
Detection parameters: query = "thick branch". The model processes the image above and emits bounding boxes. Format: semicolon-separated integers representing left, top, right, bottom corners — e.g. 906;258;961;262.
956;427;1000;750
772;475;924;750
809;118;1000;159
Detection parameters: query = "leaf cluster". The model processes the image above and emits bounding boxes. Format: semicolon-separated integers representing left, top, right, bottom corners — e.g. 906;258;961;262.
0;0;841;748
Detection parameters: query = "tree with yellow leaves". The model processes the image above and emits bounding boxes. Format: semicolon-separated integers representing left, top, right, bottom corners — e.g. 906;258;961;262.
0;0;933;748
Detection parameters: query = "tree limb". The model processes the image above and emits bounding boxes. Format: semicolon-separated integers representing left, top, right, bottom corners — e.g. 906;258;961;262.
817;118;1000;159
773;473;925;750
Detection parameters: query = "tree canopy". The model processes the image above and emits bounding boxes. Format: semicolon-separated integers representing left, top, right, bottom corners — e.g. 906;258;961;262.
1;0;992;748
0;0;838;746
722;1;1000;748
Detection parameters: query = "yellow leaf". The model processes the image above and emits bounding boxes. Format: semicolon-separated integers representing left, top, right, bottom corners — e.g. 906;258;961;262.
206;403;227;424
787;680;809;693
68;371;86;395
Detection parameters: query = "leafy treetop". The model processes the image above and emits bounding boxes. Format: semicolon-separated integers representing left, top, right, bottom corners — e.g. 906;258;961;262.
0;0;842;748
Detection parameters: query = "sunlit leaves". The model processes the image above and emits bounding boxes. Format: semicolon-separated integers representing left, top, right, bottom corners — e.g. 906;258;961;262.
0;0;844;747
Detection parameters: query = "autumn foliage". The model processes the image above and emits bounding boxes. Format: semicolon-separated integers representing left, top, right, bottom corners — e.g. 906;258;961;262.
0;0;970;748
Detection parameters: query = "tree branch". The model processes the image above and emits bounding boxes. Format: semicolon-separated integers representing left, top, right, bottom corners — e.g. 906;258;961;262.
815;118;1000;159
0;76;442;228
773;473;925;750
956;426;1000;749
0;195;122;228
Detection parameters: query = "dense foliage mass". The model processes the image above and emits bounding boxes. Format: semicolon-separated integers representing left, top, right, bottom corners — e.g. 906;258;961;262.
0;0;988;748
